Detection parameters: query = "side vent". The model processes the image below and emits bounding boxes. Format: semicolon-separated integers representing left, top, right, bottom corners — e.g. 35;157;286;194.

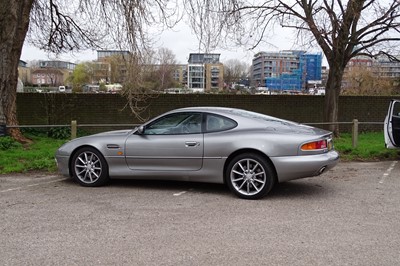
107;144;120;149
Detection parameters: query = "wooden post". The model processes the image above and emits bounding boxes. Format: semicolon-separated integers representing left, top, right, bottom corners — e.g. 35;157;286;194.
352;119;358;148
71;120;77;139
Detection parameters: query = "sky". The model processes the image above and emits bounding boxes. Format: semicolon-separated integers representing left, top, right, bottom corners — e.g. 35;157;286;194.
21;19;326;66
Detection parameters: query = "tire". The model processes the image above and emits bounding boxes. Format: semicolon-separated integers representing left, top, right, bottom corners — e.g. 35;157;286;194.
71;147;109;187
226;153;276;199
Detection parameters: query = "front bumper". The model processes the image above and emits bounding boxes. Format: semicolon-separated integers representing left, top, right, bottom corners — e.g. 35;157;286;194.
55;155;70;177
270;150;339;183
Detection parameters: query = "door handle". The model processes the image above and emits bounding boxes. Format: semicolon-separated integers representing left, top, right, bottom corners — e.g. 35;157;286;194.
185;141;199;147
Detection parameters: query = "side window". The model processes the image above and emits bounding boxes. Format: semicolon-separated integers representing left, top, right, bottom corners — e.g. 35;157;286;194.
206;115;237;132
144;113;202;135
393;102;400;117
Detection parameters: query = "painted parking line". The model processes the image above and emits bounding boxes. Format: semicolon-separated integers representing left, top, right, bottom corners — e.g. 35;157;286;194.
379;161;398;184
173;191;187;196
0;177;68;193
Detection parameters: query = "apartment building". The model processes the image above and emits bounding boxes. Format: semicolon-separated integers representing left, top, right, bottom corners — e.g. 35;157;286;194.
95;50;131;83
343;55;400;80
173;64;188;87
187;53;224;92
18;60;30;85
97;50;131;60
251;50;322;91
374;55;400;78
31;60;76;86
39;60;76;70
31;68;64;86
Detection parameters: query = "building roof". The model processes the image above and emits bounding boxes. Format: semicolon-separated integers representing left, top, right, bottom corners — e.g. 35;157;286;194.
188;53;221;64
19;60;28;67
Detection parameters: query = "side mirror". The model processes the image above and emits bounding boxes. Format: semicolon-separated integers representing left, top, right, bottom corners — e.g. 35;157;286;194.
137;125;145;135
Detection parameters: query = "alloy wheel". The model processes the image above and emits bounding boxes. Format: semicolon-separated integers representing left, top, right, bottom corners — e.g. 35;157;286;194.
230;158;267;196
74;151;103;184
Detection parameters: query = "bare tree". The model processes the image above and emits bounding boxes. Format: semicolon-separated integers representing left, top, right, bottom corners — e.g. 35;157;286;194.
0;0;178;142
121;48;178;122
185;0;400;135
342;65;393;95
121;55;153;122
155;48;178;91
223;59;249;88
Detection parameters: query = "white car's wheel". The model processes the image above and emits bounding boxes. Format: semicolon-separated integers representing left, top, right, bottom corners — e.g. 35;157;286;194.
71;147;109;187
226;153;275;199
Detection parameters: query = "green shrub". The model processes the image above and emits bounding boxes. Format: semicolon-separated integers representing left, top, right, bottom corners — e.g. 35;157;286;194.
21;127;48;137
0;137;22;150
47;127;71;139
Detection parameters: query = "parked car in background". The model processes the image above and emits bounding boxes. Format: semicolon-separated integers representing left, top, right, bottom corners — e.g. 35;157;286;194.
384;99;400;149
55;107;339;199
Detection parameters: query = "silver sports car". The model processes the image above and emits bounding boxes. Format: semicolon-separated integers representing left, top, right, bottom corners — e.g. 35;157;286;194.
55;107;339;199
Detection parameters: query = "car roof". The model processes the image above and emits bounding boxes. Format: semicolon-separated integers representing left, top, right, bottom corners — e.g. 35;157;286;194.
172;106;243;116
170;106;289;125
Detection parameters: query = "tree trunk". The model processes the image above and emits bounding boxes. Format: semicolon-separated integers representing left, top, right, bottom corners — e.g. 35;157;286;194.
324;61;344;136
0;0;34;143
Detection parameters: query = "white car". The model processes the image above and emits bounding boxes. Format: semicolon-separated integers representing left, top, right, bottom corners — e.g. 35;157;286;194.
384;99;400;149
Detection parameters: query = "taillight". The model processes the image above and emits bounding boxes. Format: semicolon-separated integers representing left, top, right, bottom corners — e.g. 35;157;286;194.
301;140;328;151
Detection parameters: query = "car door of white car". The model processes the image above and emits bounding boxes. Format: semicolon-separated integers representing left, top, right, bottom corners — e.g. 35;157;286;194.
124;112;204;171
384;99;400;149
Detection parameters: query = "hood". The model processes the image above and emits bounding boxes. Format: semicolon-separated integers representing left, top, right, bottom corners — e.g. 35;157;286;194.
92;129;134;137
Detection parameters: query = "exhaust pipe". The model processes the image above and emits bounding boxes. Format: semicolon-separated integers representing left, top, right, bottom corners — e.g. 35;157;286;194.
318;166;327;175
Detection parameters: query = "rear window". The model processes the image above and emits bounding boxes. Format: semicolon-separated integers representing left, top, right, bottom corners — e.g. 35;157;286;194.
206;114;237;132
229;109;296;126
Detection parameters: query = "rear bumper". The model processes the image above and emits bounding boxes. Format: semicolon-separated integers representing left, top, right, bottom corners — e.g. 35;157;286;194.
270;150;339;182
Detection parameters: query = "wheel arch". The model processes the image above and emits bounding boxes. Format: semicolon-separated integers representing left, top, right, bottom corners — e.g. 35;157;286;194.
223;148;278;184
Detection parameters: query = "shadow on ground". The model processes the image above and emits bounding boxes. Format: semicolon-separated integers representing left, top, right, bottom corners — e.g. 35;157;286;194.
62;177;328;200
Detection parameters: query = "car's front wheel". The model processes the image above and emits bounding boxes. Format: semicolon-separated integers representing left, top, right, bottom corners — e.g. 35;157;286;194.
71;147;109;187
226;153;276;199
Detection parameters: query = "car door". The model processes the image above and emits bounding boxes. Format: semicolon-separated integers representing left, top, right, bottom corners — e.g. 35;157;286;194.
125;112;204;171
384;99;400;149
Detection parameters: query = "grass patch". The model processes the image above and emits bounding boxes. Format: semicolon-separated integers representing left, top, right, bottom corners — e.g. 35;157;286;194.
334;132;400;161
0;135;67;174
0;131;399;174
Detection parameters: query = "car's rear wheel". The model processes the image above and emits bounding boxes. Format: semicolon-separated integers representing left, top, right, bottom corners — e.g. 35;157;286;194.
226;153;275;199
71;147;109;187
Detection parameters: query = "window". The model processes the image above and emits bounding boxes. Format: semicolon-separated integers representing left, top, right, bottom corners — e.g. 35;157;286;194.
206;115;237;132
393;102;400;117
144;113;202;135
